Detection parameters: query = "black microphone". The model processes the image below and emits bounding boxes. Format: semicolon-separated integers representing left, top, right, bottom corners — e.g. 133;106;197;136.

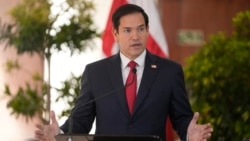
66;67;137;141
132;68;137;74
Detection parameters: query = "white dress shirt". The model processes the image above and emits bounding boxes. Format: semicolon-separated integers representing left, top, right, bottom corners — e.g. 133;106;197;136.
120;50;146;94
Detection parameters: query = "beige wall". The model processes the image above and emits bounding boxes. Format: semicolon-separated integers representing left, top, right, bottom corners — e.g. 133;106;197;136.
0;0;44;140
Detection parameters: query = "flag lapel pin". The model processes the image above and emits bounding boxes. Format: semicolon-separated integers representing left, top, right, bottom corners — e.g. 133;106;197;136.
151;64;157;69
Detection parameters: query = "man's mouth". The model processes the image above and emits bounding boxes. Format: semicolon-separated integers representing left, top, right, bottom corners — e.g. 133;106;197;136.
130;43;141;47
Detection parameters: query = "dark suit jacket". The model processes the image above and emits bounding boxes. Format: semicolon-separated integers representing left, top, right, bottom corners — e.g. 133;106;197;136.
61;51;194;141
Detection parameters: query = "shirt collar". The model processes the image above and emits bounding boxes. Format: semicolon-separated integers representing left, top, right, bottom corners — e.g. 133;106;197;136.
120;50;146;69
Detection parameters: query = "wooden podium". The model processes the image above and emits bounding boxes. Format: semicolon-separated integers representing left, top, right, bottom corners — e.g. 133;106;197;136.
55;134;162;141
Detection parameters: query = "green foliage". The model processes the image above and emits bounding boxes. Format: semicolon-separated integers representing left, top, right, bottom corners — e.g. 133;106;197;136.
55;73;82;118
0;0;50;54
5;83;44;121
0;0;99;121
184;10;250;140
0;0;99;55
5;59;20;72
2;59;46;121
51;0;99;54
233;10;250;41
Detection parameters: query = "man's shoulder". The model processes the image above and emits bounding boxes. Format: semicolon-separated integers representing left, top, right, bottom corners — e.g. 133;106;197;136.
147;52;181;68
86;54;119;68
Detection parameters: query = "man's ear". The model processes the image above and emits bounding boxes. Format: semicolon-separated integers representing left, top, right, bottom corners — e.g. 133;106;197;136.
112;27;118;41
146;25;149;38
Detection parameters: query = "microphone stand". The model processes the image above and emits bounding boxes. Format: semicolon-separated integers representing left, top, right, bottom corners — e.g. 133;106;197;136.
66;68;137;141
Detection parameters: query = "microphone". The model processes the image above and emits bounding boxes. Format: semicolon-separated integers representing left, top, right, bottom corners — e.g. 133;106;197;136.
66;67;137;141
132;68;137;74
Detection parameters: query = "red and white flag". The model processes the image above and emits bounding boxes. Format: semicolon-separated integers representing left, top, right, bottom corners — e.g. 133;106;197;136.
102;0;173;140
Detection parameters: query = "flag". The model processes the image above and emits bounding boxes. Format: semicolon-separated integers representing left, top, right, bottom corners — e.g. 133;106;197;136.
102;0;173;140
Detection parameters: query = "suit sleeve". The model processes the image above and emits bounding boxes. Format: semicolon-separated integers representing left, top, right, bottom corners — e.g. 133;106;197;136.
169;64;194;140
60;64;96;133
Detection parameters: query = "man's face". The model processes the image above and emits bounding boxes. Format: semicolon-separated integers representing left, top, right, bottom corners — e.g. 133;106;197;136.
113;12;149;60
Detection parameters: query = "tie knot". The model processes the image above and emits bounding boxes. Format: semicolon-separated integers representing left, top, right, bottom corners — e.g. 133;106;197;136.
128;61;137;68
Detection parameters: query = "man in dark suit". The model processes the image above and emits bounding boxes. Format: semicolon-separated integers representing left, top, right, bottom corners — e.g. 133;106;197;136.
34;4;212;141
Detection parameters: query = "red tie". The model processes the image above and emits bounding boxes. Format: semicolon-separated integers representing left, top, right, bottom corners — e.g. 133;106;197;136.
125;61;137;114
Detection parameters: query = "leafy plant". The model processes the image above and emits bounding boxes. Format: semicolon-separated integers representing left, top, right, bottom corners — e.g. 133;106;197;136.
184;10;250;141
1;58;46;121
4;83;44;121
55;73;82;118
0;0;99;122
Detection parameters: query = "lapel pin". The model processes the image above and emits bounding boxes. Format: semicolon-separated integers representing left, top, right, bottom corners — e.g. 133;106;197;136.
151;64;157;69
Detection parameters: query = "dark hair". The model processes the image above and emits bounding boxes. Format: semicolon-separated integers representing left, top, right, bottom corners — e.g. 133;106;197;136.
112;4;149;31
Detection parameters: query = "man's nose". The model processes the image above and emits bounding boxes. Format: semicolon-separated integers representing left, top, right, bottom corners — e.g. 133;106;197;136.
131;31;139;40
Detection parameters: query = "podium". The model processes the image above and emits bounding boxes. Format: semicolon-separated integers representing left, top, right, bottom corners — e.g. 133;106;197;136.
55;134;162;141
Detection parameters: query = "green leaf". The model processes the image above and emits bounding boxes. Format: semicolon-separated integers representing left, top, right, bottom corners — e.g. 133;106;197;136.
185;10;250;141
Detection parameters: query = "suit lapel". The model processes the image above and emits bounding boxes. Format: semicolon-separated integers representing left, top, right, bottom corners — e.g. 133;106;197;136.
108;54;130;118
132;52;159;116
107;52;160;118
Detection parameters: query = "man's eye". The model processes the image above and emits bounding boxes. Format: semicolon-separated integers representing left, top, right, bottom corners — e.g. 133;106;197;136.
138;27;145;32
124;29;131;33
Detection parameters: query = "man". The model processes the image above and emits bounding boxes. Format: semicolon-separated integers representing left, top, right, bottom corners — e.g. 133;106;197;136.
34;4;212;141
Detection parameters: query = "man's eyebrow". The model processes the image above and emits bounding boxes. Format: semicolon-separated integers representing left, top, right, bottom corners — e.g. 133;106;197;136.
138;24;146;28
122;24;146;29
122;27;132;29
